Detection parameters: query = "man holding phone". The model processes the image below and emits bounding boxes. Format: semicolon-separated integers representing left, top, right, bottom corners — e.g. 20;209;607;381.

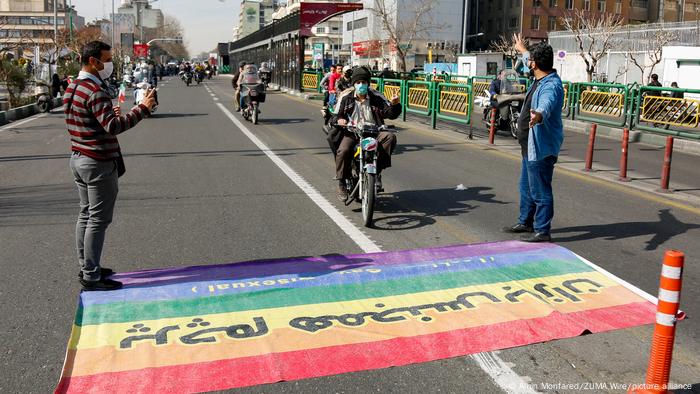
64;41;156;291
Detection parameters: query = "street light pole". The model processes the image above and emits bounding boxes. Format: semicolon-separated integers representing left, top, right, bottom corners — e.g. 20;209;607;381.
53;0;58;64
112;0;115;47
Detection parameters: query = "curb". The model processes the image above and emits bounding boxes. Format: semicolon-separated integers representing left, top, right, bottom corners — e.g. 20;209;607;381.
0;98;61;126
563;119;700;156
399;119;700;209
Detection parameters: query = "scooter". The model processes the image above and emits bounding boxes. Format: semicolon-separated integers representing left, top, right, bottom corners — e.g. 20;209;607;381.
482;93;525;139
35;82;53;113
240;83;266;124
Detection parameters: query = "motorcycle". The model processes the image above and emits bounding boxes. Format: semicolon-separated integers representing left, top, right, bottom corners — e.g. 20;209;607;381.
482;93;525;139
35;82;53;113
205;69;212;80
338;124;390;227
259;70;271;89
194;71;203;85
180;71;192;86
240;82;266;124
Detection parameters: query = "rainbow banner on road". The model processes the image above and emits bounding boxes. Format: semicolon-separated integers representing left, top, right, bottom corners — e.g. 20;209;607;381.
56;241;656;393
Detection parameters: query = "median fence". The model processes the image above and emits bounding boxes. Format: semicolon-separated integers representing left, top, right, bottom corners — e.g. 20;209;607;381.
301;69;700;142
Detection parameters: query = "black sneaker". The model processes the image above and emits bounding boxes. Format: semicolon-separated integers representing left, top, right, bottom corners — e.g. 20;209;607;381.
80;278;123;291
520;232;552;243
502;223;534;233
78;267;115;280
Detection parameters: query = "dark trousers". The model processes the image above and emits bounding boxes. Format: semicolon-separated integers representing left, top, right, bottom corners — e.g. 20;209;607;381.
335;131;396;179
518;156;557;234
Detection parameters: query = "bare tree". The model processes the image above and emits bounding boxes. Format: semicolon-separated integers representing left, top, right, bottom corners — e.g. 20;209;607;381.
560;9;623;82
628;27;678;84
370;0;445;72
490;34;529;70
146;15;189;61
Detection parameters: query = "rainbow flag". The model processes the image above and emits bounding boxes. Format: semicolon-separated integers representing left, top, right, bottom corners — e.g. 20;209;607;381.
56;241;656;393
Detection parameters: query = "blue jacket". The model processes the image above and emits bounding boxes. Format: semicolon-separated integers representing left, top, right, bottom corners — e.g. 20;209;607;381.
527;71;564;161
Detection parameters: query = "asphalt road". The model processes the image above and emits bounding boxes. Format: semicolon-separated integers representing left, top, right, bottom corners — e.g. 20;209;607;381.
1;76;699;393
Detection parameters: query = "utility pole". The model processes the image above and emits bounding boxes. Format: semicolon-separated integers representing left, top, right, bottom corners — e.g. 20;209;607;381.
53;0;58;64
111;0;115;47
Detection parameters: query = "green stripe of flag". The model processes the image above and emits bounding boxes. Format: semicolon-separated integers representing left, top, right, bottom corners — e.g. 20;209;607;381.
77;258;589;326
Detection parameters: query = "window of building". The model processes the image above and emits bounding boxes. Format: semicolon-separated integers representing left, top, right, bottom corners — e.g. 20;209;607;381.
549;0;557;7
615;0;622;13
597;0;605;12
346;17;368;31
633;0;648;7
548;16;557;30
584;0;591;10
487;62;498;75
332;26;339;31
531;15;540;30
316;26;326;33
509;17;519;28
533;0;540;7
565;0;574;9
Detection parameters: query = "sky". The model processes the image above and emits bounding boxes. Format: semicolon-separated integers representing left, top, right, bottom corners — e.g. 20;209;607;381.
71;0;241;55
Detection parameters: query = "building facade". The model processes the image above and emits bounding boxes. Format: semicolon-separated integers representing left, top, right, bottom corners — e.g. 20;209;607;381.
271;0;348;66
0;0;83;47
475;0;700;49
341;0;464;70
236;0;277;40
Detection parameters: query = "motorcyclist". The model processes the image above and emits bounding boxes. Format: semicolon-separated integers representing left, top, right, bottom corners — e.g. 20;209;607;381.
237;64;262;111
334;65;353;95
484;70;504;120
259;62;272;86
232;61;246;111
329;66;401;201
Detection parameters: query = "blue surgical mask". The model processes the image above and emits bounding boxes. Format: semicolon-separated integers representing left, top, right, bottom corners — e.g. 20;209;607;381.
355;83;368;95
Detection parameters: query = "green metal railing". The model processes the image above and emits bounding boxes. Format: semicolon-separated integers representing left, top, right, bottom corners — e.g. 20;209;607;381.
433;82;472;128
574;82;630;127
632;86;700;140
314;74;700;141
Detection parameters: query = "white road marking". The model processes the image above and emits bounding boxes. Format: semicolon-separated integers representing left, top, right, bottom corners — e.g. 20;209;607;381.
0;112;48;131
574;252;657;303
216;100;534;393
216;103;380;253
472;353;538;394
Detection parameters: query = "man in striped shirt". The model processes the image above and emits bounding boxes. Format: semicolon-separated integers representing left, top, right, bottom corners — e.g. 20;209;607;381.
65;41;156;291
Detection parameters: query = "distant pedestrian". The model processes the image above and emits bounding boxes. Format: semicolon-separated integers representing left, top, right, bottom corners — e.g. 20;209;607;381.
51;73;62;98
502;34;564;243
671;82;684;99
64;41;156;291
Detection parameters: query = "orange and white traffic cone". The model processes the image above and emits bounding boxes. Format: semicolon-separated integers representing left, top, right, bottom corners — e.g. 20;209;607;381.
629;250;684;394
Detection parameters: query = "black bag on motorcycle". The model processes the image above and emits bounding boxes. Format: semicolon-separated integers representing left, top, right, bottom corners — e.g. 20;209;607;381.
241;84;266;103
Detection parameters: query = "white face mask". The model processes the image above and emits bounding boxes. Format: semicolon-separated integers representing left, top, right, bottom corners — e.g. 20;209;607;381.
98;61;113;79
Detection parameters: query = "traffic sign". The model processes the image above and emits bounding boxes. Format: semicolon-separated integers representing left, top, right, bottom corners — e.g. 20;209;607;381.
557;50;566;61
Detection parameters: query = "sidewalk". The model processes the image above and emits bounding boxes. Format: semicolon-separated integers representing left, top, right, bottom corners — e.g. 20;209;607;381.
403;113;700;203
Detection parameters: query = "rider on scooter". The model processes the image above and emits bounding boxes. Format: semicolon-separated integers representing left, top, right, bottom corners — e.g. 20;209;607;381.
237;64;262;111
329;66;401;201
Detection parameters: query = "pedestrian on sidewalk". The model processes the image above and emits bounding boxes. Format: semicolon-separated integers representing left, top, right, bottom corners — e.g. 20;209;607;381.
64;41;156;291
502;34;564;243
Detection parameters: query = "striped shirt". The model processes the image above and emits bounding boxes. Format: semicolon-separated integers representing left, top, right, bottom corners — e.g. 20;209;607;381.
63;72;149;161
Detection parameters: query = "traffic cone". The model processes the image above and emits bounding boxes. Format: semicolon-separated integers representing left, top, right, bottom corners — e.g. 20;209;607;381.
629;250;684;394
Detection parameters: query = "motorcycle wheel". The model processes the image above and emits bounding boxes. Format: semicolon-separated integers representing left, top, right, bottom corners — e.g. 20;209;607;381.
186;81;190;86
37;100;49;113
252;103;258;124
361;172;376;227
